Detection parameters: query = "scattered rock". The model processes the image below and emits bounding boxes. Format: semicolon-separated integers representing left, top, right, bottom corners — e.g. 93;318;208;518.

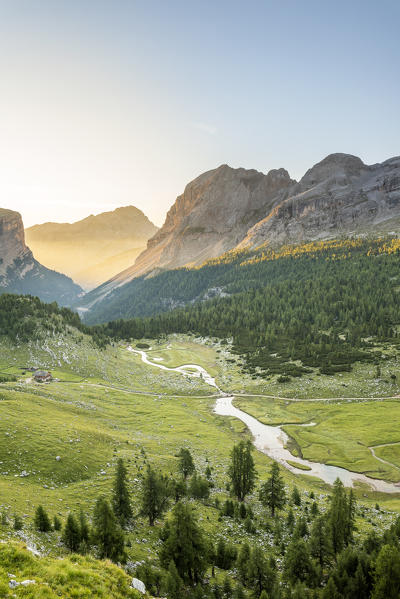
131;578;146;594
9;579;19;588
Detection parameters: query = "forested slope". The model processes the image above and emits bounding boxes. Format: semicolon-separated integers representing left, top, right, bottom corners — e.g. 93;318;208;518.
96;238;400;378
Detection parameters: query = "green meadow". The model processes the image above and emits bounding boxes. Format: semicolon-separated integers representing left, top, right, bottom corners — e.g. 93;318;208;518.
2;329;400;595
234;395;400;482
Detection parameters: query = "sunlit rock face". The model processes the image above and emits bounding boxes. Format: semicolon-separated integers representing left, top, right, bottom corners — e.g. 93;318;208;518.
106;164;294;284
0;208;82;305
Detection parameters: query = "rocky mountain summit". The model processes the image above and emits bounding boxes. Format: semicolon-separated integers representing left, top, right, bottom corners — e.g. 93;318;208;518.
25;206;158;289
108;164;294;282
239;153;400;248
0;208;82;305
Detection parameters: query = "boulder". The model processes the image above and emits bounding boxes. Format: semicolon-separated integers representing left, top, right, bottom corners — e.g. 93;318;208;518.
131;578;146;594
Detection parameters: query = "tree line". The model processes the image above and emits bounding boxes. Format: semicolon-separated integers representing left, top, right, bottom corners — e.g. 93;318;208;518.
6;443;400;598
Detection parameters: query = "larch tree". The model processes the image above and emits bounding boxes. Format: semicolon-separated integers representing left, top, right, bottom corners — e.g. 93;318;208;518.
228;440;256;502
178;448;195;479
159;501;209;584
140;465;170;526
112;458;132;528
92;496;125;563
259;461;286;516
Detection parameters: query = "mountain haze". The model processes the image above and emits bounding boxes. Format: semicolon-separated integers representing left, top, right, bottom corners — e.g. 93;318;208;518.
0;208;82;304
25;206;158;289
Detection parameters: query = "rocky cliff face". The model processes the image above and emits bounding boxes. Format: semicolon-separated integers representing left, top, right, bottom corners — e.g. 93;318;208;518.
0;208;82;305
0;209;30;275
239;154;400;248
109;164;294;284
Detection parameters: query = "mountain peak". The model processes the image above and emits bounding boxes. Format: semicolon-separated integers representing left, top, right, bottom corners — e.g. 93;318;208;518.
300;153;367;188
95;164;294;288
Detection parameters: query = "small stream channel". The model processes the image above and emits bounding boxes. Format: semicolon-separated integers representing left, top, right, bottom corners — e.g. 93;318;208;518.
128;347;400;493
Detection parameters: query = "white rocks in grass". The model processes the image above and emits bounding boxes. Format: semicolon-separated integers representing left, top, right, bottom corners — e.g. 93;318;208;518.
9;579;19;589
131;578;146;594
55;456;61;461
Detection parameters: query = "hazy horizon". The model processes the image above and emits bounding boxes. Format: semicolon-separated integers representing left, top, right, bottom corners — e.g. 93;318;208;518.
1;0;399;228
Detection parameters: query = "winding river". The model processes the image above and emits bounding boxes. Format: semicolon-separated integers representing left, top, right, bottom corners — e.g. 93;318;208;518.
128;347;400;494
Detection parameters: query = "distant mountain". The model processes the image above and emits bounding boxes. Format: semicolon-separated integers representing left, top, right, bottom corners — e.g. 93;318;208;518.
0;208;82;305
25;206;158;289
80;153;400;320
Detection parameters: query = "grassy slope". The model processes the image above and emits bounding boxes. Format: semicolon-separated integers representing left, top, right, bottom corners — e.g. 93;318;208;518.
2;330;400;588
0;542;141;598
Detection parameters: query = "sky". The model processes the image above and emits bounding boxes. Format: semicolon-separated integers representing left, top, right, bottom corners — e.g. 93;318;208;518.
0;0;399;228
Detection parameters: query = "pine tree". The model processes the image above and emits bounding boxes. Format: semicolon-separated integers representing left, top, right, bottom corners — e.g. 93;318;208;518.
291;486;301;506
228;440;256;501
189;472;210;500
351;561;368;599
309;516;331;568
247;545;276;597
259;461;286;516
178;448;195;479
323;576;341;599
286;508;295;531
236;542;251;585
344;488;356;545
166;560;184;599
62;513;81;552
372;544;400;599
112;458;132;528
329;478;348;555
284;539;314;586
159;501;208;584
34;505;52;532
53;516;62;531
140;465;170;526
172;478;187;503
92;496;125;562
13;515;23;531
79;510;90;544
293;516;309;539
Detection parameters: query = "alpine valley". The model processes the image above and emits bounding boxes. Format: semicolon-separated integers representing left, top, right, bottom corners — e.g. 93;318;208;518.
2;152;400;599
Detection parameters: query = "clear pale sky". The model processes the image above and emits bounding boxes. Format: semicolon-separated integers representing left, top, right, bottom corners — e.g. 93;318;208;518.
0;0;399;228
